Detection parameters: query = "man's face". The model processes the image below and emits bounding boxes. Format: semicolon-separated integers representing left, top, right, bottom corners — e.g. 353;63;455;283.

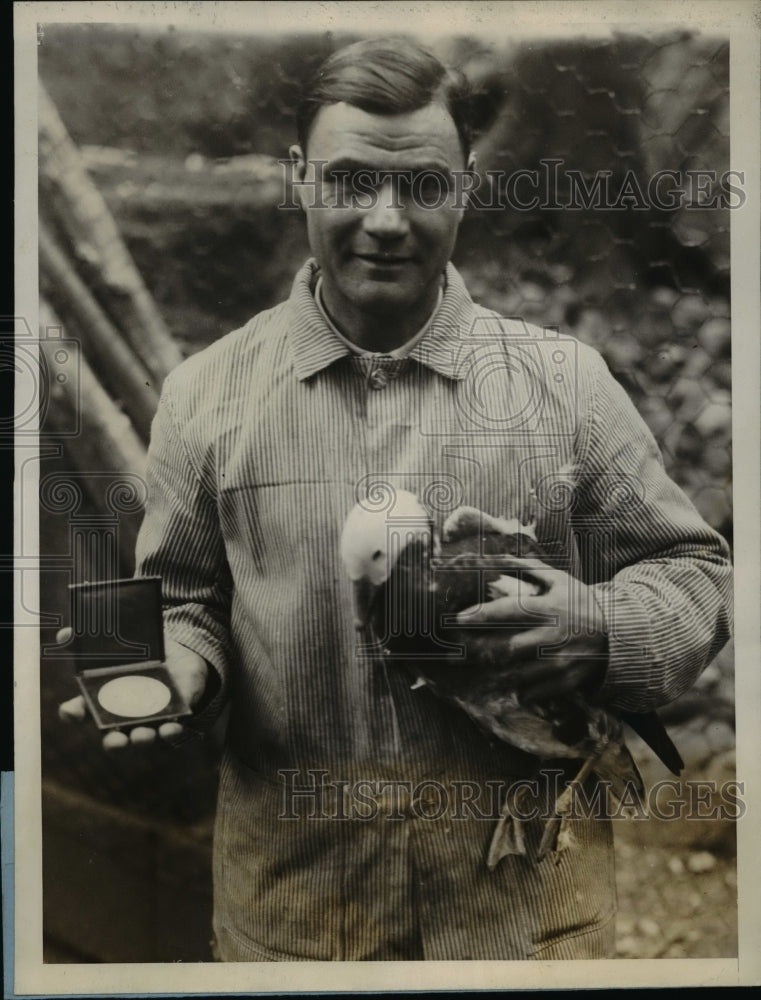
291;101;472;331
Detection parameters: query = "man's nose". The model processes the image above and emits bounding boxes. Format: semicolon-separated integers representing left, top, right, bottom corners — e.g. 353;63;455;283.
361;177;410;240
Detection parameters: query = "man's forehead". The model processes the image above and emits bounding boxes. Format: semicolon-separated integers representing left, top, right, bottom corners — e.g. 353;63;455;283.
306;101;464;167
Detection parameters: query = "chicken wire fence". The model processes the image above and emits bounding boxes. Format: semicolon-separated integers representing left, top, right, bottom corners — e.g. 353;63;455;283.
38;25;732;820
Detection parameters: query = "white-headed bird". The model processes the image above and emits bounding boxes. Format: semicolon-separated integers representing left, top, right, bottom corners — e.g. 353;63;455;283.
340;490;683;867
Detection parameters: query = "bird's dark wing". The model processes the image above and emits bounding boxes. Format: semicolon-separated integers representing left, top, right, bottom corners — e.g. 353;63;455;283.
376;516;685;783
437;546;686;777
431;551;549;610
620;710;684;775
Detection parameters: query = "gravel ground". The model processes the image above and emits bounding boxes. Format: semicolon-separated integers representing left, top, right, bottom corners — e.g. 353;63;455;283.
614;821;737;958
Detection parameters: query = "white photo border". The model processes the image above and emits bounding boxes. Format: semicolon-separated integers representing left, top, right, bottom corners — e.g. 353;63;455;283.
12;0;761;992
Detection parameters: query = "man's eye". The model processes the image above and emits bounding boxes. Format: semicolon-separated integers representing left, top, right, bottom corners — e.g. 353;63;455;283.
413;171;451;201
327;172;369;191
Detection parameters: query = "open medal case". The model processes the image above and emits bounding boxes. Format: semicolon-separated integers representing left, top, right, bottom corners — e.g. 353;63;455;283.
68;576;192;731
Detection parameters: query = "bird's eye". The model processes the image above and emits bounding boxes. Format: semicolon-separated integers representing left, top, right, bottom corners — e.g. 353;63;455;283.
372;549;383;561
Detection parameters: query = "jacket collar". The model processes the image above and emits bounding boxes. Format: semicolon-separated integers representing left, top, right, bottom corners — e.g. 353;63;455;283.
287;258;476;382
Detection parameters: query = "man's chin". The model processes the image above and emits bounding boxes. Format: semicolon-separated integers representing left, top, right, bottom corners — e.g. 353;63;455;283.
344;270;437;310
350;287;423;316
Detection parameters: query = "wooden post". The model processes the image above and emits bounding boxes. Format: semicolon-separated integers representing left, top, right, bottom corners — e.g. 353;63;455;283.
40;298;148;569
38;83;184;385
40;222;159;443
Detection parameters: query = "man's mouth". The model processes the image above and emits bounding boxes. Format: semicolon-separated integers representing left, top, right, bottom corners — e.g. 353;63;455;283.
354;253;413;265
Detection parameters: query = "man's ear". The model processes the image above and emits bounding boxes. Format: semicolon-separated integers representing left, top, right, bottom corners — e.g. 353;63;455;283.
461;151;477;210
289;143;308;209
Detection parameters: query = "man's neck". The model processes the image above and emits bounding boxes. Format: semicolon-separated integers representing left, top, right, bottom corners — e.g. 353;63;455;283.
318;278;444;353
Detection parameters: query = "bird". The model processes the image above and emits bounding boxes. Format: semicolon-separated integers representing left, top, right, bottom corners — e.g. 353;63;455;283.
340;489;684;868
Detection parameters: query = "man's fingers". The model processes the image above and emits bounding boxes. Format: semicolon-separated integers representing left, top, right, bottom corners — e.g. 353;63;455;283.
158;721;184;741
101;723;186;750
58;695;87;723
457;596;551;626
505;626;560;659
163;638;209;707
103;730;129;750
479;554;559;586
129;726;157;746
103;728;153;750
457;597;522;624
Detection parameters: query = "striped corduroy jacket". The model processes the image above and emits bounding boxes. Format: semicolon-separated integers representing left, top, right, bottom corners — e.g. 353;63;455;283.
136;259;732;961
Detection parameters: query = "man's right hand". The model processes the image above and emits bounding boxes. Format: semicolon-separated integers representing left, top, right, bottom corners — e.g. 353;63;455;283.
57;633;209;750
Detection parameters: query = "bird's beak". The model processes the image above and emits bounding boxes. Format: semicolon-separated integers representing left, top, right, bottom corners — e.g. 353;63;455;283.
351;578;380;631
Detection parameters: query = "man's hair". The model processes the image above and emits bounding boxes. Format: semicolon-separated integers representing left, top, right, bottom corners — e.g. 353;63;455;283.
296;36;473;160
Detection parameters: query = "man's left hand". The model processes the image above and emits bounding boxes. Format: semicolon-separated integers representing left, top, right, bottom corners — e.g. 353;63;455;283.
456;559;608;703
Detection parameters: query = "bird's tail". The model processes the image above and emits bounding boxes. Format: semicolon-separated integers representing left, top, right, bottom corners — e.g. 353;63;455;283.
620;710;684;775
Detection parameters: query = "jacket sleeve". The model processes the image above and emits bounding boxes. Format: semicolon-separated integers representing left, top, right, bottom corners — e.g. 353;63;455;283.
573;348;732;713
135;376;232;734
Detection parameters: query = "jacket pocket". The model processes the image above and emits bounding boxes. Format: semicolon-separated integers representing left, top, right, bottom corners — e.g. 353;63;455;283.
529;907;617;959
214;920;321;962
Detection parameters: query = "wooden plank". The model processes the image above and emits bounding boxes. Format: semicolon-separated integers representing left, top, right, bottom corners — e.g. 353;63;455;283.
39;298;148;569
79;145;287;212
40;221;159;443
38;83;183;385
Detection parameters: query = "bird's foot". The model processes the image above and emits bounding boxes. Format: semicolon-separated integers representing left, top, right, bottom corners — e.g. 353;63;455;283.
486;813;527;869
537;799;579;862
536;757;597;862
537;816;559;862
537;815;579;863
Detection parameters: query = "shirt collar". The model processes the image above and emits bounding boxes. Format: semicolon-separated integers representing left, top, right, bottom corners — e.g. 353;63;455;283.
286;258;476;382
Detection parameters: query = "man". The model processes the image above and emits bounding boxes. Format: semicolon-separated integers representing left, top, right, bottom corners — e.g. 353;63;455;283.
61;37;732;960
